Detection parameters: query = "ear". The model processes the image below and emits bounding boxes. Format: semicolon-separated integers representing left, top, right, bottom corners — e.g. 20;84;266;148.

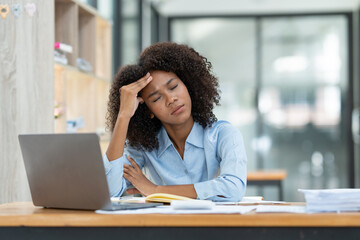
150;113;154;119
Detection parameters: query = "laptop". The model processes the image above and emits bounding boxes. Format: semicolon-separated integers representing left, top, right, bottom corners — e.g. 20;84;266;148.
18;133;162;211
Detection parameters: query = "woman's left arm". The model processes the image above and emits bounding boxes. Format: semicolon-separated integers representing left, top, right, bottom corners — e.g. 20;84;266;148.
193;124;247;202
124;156;197;198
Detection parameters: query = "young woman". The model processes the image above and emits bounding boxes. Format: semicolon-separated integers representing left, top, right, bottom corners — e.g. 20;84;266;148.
104;42;247;202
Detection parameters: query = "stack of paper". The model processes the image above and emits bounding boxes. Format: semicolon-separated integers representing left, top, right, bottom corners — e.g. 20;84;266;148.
97;205;257;215
299;188;360;213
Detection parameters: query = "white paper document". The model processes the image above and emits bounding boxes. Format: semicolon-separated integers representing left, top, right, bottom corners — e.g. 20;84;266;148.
255;205;306;213
99;196;306;215
111;196;145;203
299;188;360;213
96;205;257;215
96;204;307;215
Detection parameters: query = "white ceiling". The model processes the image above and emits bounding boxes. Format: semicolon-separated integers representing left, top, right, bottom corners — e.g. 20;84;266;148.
151;0;360;16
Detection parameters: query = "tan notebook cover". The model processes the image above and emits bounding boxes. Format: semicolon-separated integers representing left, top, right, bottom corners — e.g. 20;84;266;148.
145;193;193;203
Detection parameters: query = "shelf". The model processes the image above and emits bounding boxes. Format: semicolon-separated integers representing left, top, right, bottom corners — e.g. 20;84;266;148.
54;63;111;83
55;0;112;79
78;6;96;72
96;17;112;80
55;0;78;66
54;0;112;152
54;64;111;131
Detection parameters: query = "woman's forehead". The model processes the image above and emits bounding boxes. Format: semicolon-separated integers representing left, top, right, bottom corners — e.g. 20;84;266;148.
150;70;177;79
141;71;179;95
148;71;177;86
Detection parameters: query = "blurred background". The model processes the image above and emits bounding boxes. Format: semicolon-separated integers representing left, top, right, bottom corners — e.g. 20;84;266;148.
85;0;360;201
2;0;360;203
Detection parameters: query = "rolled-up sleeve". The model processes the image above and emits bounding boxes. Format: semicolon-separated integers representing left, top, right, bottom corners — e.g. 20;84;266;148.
102;146;145;197
194;124;247;202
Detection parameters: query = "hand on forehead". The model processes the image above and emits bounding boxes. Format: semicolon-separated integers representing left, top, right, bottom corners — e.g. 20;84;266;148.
140;71;179;96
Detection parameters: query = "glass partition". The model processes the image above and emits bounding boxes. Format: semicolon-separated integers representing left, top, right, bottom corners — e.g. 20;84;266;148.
170;15;351;201
121;0;141;65
260;16;349;200
171;18;258;173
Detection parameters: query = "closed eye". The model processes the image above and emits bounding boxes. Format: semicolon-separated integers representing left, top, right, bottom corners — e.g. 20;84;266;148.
153;96;161;102
170;84;178;90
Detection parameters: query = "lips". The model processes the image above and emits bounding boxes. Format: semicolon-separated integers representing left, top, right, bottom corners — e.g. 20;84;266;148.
171;105;184;115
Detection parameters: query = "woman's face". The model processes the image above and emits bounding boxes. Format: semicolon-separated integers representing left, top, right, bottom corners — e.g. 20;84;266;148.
141;70;192;127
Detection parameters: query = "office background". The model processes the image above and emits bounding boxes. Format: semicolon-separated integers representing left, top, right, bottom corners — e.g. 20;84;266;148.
1;0;360;204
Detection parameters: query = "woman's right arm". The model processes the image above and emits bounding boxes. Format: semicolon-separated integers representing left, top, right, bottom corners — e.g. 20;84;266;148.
105;114;131;161
106;72;152;161
103;72;152;197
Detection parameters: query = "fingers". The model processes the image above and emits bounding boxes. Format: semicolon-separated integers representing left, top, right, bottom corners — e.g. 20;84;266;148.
123;172;133;183
123;156;142;183
123;157;140;180
123;164;134;176
123;165;135;183
128;73;153;92
118;73;152;108
118;73;151;118
126;188;141;195
127;155;141;171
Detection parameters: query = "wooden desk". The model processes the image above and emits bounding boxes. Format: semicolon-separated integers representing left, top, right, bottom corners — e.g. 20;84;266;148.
247;170;287;200
1;202;360;240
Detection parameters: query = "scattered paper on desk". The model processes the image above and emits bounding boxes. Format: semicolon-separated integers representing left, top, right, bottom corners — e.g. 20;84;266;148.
171;200;214;210
96;205;256;215
299;188;360;213
255;205;306;213
241;196;264;201
215;200;289;205
111;196;145;203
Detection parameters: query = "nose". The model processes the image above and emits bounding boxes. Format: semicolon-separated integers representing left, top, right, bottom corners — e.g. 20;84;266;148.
166;94;177;106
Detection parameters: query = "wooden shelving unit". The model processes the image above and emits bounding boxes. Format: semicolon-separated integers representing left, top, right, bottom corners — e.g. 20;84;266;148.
54;0;112;153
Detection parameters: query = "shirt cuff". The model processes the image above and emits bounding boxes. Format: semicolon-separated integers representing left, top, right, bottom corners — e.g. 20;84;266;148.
194;180;216;200
194;176;245;202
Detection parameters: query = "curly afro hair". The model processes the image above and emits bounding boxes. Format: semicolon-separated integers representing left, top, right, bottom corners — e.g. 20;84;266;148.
106;42;220;151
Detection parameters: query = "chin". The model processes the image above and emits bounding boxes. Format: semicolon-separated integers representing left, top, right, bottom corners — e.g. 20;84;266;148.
173;113;192;124
162;112;192;126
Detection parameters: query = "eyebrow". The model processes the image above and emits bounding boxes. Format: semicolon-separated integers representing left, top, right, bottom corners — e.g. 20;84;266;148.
147;78;176;99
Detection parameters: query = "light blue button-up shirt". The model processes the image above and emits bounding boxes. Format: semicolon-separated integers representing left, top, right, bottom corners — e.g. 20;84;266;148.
103;120;247;202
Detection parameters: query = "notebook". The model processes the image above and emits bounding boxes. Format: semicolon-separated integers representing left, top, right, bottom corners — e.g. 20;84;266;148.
18;133;162;211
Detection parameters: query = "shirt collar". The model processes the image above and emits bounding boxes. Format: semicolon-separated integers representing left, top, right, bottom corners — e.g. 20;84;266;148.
186;121;204;149
157;121;204;157
157;126;173;157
